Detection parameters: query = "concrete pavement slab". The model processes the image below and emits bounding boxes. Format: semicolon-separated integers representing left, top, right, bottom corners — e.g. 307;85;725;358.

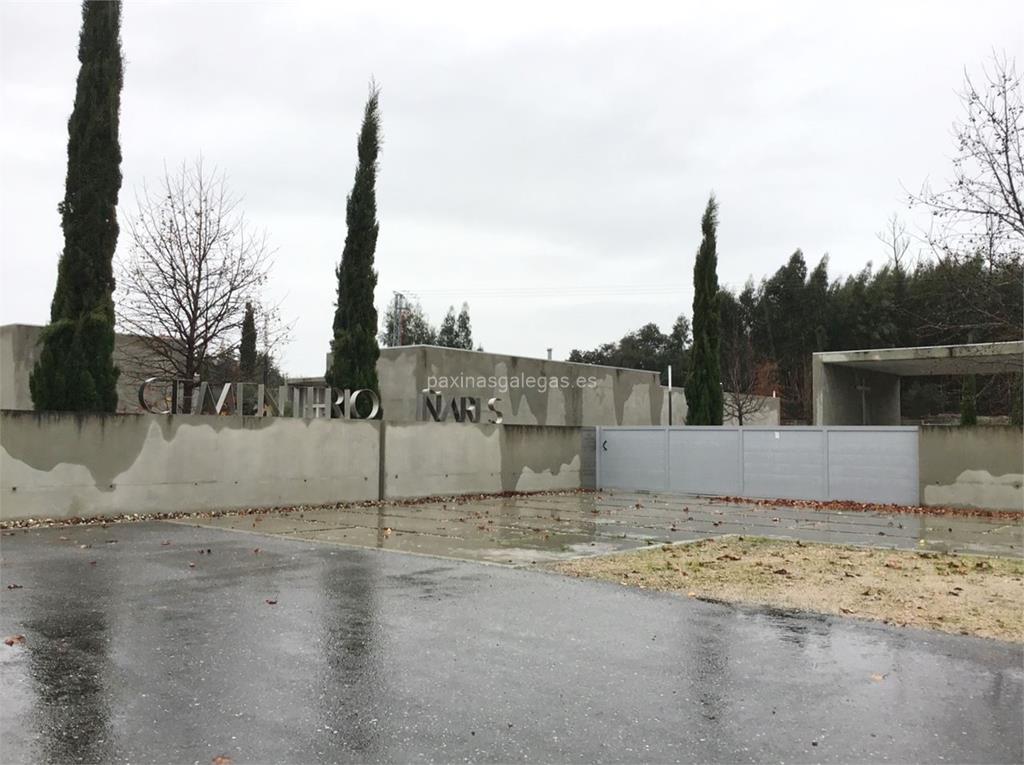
172;491;1023;564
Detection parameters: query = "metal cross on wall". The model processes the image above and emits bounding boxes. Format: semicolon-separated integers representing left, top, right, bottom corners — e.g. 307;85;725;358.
855;376;871;425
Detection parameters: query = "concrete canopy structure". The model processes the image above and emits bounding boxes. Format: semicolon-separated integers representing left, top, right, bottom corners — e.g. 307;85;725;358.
812;341;1024;425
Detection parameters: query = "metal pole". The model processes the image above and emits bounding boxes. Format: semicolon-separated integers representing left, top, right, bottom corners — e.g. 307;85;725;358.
667;365;673;425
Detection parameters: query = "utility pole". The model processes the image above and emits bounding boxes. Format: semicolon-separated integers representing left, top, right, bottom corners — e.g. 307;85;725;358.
391;292;407;346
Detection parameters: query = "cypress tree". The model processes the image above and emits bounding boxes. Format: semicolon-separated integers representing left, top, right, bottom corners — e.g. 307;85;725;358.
239;302;257;380
327;83;382;406
30;0;123;412
455;303;473;350
437;307;458;348
685;195;723;425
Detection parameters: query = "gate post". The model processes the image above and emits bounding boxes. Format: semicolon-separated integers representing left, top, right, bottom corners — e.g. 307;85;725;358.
823;427;831;501
737;428;745;496
663;426;670;491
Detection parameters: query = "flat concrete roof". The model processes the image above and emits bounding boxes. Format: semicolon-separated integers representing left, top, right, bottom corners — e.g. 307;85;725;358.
814;341;1023;376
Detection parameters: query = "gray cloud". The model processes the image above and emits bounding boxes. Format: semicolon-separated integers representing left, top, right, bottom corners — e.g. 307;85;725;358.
2;1;1021;375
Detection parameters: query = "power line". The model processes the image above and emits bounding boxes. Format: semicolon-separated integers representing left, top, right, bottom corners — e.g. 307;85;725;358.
392;284;689;297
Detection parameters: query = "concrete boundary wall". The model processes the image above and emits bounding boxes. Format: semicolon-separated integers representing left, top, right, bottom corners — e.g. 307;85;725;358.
0;411;382;521
919;426;1023;511
0;411;593;522
382;423;591;499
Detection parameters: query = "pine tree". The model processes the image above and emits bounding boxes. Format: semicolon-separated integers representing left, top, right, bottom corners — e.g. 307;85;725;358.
437;306;458;348
239;302;257;380
455;303;473;350
30;0;123;412
327;83;382;406
960;374;978;426
685;195;723;425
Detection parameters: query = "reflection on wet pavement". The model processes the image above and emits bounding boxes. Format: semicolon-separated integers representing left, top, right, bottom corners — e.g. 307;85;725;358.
1;521;1021;764
171;491;1024;565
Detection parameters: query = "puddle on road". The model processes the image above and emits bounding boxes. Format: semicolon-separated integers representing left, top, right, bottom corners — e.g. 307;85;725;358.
168;492;1023;566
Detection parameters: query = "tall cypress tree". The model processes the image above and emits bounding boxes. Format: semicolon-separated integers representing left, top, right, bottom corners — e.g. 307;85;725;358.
239;302;257;380
327;84;381;404
30;0;123;412
685;195;723;425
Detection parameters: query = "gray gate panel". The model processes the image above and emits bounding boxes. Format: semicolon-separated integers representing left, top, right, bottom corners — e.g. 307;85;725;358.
599;428;666;491
743;429;827;500
827;429;919;505
668;429;740;495
597;425;919;506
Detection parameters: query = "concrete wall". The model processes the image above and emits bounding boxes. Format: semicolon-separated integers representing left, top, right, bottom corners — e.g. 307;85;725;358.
812;356;901;425
919;426;1023;511
3;327;780;427
378;345;667;426
0;324;166;414
377;346;780;427
0;325;35;413
1;411;381;521
0;411;593;521
383;422;590;498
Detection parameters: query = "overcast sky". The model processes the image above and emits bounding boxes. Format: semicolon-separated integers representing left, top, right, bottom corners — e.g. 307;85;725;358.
2;1;1021;375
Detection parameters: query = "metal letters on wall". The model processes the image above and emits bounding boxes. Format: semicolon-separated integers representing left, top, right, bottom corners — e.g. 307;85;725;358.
138;378;380;420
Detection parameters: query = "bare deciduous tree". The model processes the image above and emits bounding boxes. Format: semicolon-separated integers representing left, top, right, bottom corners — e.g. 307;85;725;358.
722;333;777;426
908;53;1023;340
877;213;913;271
116;159;273;405
913;52;1023;253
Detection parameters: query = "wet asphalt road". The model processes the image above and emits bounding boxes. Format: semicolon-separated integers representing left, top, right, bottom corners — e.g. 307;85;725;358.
1;521;1022;764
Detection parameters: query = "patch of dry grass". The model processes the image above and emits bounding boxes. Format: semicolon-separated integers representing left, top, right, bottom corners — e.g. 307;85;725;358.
554;536;1024;642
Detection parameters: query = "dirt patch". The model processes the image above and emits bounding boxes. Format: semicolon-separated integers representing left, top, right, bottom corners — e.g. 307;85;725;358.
554;536;1024;642
704;495;1022;520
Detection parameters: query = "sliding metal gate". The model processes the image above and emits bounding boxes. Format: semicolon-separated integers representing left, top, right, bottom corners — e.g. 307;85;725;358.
596;426;919;505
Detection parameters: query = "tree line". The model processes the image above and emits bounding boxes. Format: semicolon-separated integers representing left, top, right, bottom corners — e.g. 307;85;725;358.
571;227;1022;424
379;297;478;350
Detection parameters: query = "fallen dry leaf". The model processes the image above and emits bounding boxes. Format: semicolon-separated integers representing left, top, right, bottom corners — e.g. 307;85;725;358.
4;635;26;646
253;548;260;554
160;540;171;546
212;756;233;765
870;673;887;682
383;528;392;537
265;599;278;605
